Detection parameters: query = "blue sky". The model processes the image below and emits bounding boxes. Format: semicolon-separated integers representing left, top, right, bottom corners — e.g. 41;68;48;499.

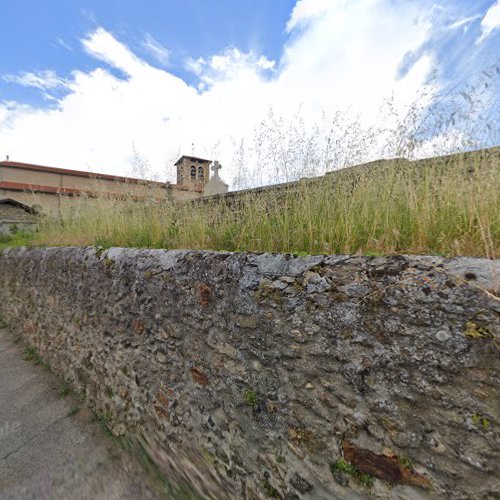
0;0;499;185
0;0;295;106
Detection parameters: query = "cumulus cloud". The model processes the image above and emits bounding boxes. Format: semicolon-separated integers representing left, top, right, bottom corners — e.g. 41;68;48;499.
279;0;432;123
186;47;275;87
1;29;196;178
286;0;333;32
1;0;483;186
478;0;500;42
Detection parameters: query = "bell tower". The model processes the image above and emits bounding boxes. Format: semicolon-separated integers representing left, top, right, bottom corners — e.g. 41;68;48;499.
175;155;211;190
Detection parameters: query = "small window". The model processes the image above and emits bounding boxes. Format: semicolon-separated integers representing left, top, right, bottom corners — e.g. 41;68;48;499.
198;165;204;180
190;165;196;178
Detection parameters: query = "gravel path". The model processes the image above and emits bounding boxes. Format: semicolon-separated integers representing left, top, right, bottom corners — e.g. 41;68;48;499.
0;326;166;500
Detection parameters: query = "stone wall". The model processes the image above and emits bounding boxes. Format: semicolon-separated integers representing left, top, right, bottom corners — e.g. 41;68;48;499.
198;145;499;206
0;247;498;499
0;203;37;235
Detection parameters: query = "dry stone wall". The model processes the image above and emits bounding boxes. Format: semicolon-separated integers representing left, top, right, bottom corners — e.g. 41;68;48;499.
0;247;498;499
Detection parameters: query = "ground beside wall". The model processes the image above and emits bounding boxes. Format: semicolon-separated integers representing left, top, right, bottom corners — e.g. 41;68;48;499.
0;326;168;500
0;247;498;499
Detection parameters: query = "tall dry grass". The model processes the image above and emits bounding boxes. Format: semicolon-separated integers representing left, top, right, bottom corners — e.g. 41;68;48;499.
31;149;499;258
4;66;497;257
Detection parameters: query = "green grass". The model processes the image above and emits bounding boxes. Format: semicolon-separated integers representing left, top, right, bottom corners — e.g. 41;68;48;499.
3;150;499;258
22;345;52;371
91;411;114;437
331;458;375;488
23;346;38;361
59;382;72;397
398;455;414;469
0;231;35;250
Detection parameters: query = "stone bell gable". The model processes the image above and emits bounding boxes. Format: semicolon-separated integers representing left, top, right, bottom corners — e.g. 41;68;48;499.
175;155;211;191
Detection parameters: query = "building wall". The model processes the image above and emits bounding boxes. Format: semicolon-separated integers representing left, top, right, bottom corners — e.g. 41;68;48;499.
2;167;61;187
0;204;37;235
0;186;203;216
0;163;199;214
0;203;35;222
166;185;204;201
0;189;86;214
0;165;166;196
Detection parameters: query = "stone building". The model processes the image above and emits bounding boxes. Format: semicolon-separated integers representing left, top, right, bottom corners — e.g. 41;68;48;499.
174;155;211;191
0;155;229;217
168;155;228;199
0;198;38;236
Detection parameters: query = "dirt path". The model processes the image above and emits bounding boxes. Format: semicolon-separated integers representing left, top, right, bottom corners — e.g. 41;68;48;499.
0;326;167;500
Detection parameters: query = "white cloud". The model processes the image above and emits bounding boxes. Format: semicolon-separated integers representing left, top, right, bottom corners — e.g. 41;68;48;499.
185;56;206;76
142;34;170;66
0;0;440;186
445;14;481;31
3;70;67;91
279;0;432;122
256;56;276;70
82;27;146;76
54;37;74;52
186;48;275;85
286;0;333;32
478;0;500;42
